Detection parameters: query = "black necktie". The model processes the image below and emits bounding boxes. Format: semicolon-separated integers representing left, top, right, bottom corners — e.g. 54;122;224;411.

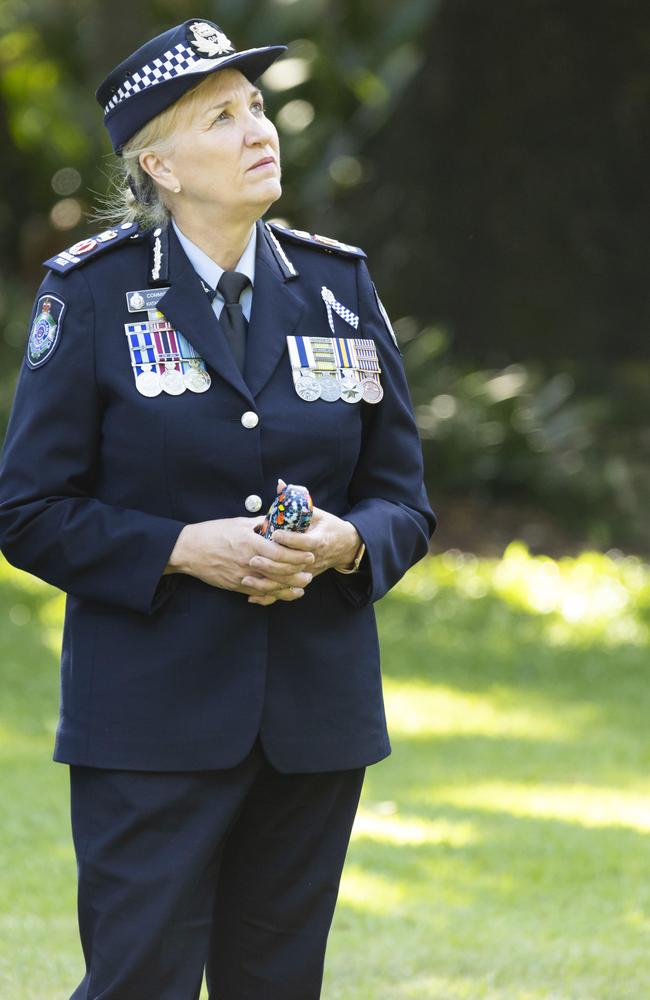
217;270;250;374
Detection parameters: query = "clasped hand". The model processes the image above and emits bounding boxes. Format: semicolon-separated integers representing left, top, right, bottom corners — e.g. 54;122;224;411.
166;506;360;606
245;506;360;605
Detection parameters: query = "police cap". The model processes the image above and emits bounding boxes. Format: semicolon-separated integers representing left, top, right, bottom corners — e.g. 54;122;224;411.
96;18;286;154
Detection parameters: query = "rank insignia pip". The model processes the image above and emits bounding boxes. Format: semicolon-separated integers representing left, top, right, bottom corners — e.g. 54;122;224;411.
43;222;142;275
26;294;65;369
267;223;366;260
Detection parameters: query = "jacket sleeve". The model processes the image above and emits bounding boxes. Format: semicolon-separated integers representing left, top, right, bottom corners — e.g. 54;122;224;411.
332;258;437;608
0;268;186;615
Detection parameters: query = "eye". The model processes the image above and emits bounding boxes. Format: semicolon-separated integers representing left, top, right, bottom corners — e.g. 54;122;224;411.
251;99;265;114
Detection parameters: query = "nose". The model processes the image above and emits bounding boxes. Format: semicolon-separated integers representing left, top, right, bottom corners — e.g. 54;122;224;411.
245;111;276;146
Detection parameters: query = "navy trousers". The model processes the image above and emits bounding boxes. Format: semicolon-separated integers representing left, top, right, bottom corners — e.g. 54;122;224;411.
68;736;365;1000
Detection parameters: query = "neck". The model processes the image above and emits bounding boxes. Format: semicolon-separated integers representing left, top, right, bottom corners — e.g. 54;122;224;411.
170;206;260;271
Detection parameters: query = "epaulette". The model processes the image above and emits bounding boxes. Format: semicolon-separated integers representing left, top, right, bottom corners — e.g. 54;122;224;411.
268;223;366;259
43;222;143;274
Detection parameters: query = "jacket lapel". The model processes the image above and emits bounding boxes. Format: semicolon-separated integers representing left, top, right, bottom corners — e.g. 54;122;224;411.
244;221;305;398
154;221;304;402
155;225;255;405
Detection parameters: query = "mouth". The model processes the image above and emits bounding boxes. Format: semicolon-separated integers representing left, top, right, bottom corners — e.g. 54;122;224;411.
247;156;276;172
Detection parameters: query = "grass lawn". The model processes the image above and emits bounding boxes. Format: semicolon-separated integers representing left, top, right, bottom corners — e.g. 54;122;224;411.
1;545;650;999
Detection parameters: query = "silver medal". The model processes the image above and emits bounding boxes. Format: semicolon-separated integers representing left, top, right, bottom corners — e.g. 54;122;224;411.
160;363;185;395
360;378;384;404
135;367;162;397
294;374;322;402
340;376;363;404
318;375;341;401
184;363;212;393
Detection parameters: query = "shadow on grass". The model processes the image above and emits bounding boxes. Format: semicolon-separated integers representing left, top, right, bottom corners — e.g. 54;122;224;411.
2;554;650;998
332;747;650;998
378;584;650;761
322;574;650;997
331;825;650;997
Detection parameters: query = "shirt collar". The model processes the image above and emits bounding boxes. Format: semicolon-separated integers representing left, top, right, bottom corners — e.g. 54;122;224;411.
171;218;257;294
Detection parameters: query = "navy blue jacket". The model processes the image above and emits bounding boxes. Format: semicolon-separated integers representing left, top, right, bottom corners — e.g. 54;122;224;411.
0;219;435;772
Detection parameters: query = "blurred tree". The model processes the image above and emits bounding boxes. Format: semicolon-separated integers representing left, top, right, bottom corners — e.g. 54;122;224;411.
0;0;648;549
336;0;650;364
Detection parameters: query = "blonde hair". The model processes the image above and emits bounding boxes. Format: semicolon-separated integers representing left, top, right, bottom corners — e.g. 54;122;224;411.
92;73;229;229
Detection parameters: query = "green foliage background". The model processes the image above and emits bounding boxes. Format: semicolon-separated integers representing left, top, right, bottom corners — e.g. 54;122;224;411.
1;0;648;551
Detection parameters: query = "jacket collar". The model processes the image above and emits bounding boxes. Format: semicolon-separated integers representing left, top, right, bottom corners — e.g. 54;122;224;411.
154;220;303;402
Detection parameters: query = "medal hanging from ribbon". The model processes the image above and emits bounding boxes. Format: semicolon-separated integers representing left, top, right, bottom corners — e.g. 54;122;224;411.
287;335;383;404
124;304;211;397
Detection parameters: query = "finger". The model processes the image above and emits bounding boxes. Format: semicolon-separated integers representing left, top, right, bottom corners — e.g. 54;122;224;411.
276;586;305;601
242;574;308;596
248;555;314;578
253;571;313;587
253;534;316;564
269;529;316;551
246;568;313;589
246;584;304;602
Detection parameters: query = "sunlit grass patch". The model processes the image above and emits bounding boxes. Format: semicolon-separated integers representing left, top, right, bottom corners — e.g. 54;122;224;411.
434;781;650;832
395;542;650;646
353;804;479;847
336;865;408;914
382;678;581;740
2;549;650;999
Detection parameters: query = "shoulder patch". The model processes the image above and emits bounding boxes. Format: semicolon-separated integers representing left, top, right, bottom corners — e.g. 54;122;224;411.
43;222;142;275
372;282;401;354
268;223;366;259
26;294;66;369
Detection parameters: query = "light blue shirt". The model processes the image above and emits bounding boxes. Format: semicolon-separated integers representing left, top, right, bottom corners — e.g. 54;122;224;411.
172;219;257;322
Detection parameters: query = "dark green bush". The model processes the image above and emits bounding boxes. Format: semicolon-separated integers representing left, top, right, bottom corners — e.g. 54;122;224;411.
403;326;650;551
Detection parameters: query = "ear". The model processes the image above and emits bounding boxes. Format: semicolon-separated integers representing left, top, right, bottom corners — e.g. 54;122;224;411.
139;151;180;195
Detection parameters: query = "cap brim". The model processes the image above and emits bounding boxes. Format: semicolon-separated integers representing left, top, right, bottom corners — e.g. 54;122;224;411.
180;44;288;85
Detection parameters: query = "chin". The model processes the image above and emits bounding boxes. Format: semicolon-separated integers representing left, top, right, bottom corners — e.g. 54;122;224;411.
253;178;282;207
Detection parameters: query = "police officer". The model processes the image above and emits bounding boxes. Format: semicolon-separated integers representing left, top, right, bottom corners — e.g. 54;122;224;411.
0;17;436;1000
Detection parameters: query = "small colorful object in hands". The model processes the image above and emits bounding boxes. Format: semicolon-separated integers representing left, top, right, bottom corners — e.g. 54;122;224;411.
254;479;313;539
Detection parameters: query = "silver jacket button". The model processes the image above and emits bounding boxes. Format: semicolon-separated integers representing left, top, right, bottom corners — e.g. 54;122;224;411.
245;494;262;513
241;411;259;429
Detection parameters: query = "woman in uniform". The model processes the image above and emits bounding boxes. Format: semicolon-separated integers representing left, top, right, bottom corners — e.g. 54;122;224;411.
0;17;436;1000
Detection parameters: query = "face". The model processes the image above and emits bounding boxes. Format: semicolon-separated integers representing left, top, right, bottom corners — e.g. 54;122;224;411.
152;69;282;220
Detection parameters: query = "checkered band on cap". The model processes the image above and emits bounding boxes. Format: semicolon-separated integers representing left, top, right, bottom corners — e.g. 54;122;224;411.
104;41;203;113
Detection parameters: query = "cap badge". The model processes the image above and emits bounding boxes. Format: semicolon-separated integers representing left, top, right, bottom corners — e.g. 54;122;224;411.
186;22;234;58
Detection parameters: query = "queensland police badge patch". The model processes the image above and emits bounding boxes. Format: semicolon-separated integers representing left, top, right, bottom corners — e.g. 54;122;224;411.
26;294;65;369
